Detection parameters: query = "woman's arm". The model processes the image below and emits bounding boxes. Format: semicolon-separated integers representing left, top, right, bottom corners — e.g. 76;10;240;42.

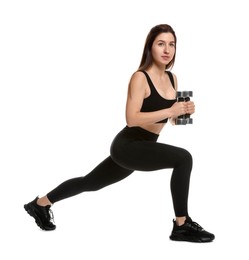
125;71;185;127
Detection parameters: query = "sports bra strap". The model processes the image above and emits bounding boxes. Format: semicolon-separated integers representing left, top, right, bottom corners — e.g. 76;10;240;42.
139;70;155;90
139;70;175;89
165;71;175;89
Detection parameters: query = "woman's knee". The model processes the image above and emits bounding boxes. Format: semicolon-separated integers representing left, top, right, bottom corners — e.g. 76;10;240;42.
178;148;193;167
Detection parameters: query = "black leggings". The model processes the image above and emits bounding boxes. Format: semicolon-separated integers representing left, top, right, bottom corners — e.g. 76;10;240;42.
47;126;192;217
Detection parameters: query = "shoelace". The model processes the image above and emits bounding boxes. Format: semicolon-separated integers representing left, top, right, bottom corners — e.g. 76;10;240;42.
186;221;204;231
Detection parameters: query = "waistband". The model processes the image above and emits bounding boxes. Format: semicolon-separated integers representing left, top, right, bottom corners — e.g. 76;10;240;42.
122;126;159;142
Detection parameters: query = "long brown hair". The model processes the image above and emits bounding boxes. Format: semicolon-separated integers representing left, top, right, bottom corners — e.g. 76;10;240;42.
138;24;177;71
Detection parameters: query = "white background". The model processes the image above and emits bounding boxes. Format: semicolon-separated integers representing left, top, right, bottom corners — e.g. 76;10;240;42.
1;0;248;259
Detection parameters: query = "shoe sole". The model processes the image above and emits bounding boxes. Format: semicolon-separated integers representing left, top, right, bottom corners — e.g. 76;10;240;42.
170;234;214;243
24;203;55;231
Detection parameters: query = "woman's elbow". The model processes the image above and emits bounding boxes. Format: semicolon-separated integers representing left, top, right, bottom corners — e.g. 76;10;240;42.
126;116;138;127
126;119;136;127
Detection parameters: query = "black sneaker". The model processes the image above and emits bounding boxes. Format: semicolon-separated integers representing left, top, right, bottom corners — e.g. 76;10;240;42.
24;197;56;231
169;217;215;242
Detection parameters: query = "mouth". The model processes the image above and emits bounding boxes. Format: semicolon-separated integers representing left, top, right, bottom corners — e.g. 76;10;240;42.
162;56;170;60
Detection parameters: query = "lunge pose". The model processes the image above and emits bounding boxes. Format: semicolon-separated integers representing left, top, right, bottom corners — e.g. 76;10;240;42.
24;24;215;242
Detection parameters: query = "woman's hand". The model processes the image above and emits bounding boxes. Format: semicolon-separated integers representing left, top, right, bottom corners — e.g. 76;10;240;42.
186;101;195;115
170;101;195;118
169;101;195;125
169;102;188;118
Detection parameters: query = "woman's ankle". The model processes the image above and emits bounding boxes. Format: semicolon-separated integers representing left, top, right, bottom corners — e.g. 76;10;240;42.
37;196;52;207
175;216;186;226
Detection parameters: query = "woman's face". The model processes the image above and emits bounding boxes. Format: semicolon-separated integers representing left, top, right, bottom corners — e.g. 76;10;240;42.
151;32;176;67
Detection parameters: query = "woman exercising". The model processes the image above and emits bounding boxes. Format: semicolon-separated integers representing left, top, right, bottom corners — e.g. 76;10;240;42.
24;24;215;243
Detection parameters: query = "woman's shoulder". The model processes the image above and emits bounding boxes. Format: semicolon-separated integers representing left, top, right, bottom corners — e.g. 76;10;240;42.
128;70;148;94
129;70;147;83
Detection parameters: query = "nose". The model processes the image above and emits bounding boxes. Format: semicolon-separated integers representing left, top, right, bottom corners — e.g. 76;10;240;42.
164;44;170;53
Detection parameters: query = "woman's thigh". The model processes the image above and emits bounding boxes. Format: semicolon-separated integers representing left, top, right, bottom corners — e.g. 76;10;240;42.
111;140;191;171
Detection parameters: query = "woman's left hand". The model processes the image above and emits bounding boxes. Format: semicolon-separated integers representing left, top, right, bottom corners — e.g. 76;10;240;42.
186;101;195;115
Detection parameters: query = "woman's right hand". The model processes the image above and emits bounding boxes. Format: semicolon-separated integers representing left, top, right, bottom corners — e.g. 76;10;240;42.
169;102;187;118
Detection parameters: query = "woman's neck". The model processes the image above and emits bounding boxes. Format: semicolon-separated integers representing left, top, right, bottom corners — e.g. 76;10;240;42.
147;65;166;78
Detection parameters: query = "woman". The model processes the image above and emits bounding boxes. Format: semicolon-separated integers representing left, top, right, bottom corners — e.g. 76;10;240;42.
24;24;215;243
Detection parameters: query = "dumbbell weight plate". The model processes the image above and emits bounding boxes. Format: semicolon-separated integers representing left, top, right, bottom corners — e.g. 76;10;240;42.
175;118;187;125
177;91;193;98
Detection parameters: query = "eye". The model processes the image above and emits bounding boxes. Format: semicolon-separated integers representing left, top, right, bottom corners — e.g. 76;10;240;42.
158;42;165;46
170;43;175;47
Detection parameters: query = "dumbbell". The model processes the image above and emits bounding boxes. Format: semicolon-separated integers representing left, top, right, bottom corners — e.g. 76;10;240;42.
175;91;193;125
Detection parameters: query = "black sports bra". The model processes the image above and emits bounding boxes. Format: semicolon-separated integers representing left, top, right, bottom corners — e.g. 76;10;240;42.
139;70;177;123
